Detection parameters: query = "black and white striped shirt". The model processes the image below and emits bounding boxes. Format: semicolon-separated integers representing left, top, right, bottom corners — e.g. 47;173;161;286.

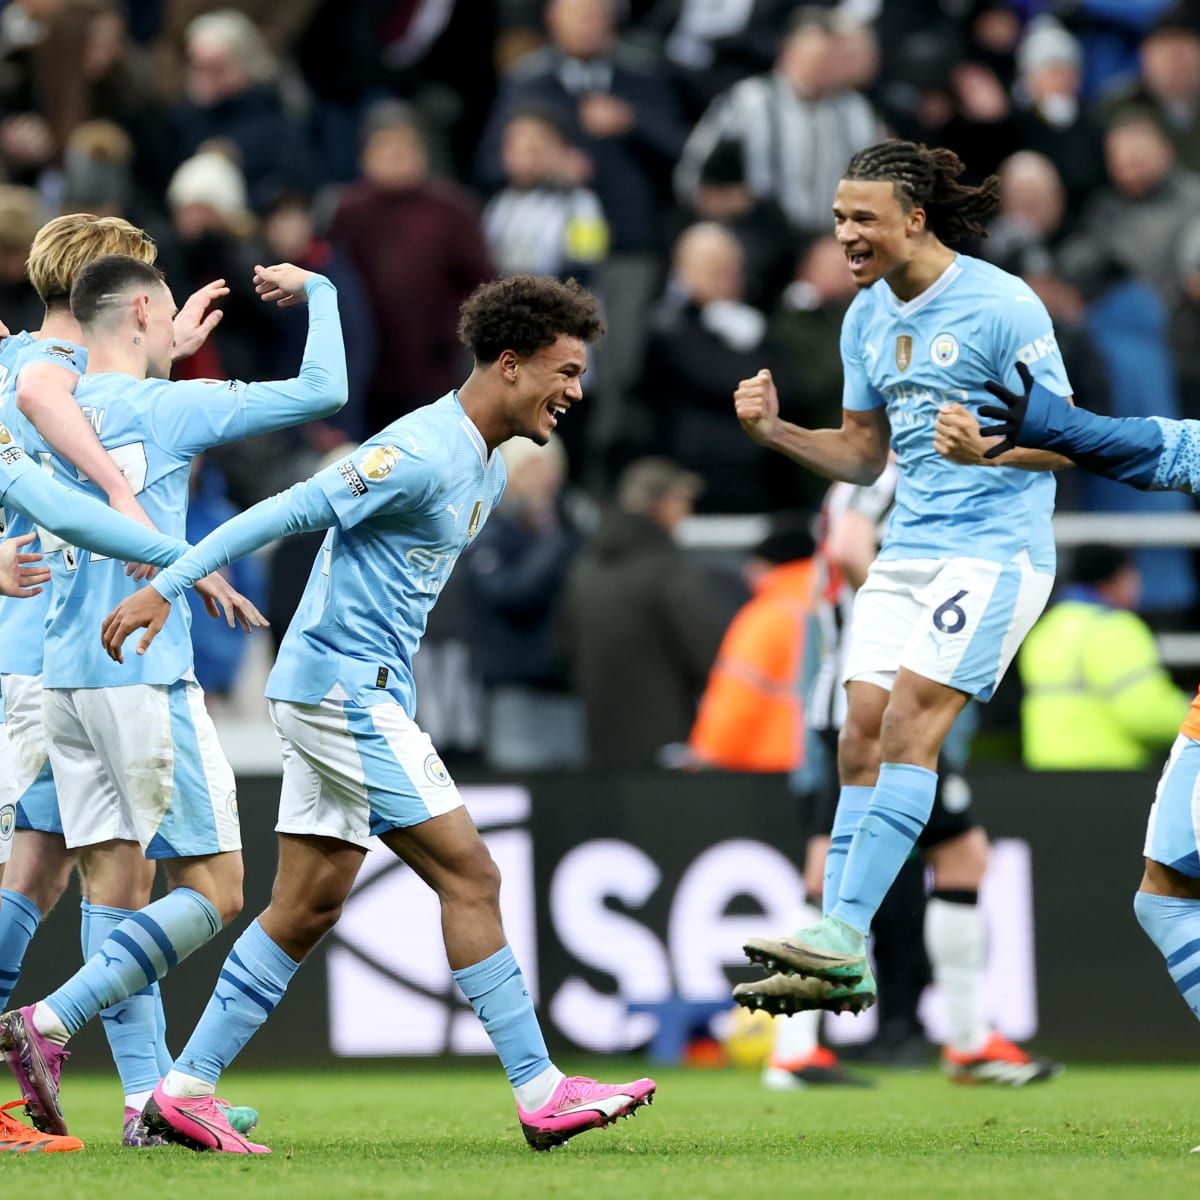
674;71;882;232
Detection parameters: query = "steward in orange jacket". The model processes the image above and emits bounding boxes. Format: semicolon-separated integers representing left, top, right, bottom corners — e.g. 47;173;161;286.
689;524;815;772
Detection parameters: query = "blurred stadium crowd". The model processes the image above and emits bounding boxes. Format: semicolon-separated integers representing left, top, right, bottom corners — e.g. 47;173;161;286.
3;0;1200;766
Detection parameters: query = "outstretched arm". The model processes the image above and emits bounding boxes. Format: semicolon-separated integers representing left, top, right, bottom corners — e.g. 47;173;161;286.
978;362;1188;491
101;476;337;661
2;450;185;564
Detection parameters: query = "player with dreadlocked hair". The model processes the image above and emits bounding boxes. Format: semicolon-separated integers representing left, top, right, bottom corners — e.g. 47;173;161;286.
730;138;1070;1086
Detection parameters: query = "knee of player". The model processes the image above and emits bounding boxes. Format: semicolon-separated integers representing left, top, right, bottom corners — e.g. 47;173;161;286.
448;845;502;907
837;720;879;778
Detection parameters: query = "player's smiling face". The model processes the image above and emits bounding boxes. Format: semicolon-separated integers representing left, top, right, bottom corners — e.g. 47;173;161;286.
833;179;925;289
511;335;587;446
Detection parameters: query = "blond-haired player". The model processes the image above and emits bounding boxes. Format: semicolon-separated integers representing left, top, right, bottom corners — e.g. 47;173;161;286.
0;214;258;1145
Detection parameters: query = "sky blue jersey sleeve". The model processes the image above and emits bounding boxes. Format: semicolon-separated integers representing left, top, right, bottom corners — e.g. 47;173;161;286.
1016;378;1191;490
990;291;1072;399
15;339;87;378
839;300;884;411
152;476;337;602
148;275;349;457
1;443;185;565
313;436;440;530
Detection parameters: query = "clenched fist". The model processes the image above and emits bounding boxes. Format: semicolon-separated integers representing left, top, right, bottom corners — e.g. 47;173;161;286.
735;369;781;445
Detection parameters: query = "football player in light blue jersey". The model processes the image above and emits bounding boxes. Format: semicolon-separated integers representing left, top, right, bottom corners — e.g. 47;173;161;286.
732;141;1074;1051
0;252;345;1141
970;357;1200;1121
98;276;657;1156
0;213;259;1148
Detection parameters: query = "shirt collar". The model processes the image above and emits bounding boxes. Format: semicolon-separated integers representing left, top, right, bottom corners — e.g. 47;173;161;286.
884;256;962;319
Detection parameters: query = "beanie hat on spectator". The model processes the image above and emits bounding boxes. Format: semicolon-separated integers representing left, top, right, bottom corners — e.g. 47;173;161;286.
1016;16;1082;78
752;517;816;565
166;151;248;220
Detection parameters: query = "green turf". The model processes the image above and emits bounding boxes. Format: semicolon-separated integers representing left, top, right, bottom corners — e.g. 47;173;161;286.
0;1061;1196;1199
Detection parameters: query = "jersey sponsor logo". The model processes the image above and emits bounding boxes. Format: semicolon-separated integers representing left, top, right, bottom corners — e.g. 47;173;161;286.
360;444;401;482
467;500;483;539
930;332;960;367
0;422;11;444
45;344;77;361
1016;332;1059;367
338;460;367;498
895;335;912;372
0;446;22;466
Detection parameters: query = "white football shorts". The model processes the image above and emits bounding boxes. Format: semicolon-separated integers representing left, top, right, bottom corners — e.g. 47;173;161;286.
3;673;61;835
1145;734;1200;877
0;716;13;867
43;679;240;857
269;697;463;848
842;553;1054;701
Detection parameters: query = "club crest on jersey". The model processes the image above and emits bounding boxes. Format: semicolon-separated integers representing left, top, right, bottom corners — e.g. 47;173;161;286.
895;335;913;372
0;803;14;841
0;422;11;445
931;333;960;367
467;500;483;538
360;444;401;482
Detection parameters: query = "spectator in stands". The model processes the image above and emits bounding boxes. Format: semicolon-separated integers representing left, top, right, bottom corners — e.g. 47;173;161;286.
632;222;794;512
259;190;375;446
1082;107;1200;308
172;8;316;207
769;236;858;489
637;0;812;120
1019;545;1189;770
1105;1;1200;174
984;151;1070;265
333;100;493;428
1011;17;1106;212
561;457;721;770
680;136;796;313
464;435;585;771
479;0;687;460
0;185;44;335
483;105;609;282
689;519;816;773
675;7;881;238
1170;218;1200;421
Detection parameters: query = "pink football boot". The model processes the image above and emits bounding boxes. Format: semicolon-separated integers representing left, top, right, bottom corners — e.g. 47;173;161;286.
143;1082;270;1154
517;1074;656;1151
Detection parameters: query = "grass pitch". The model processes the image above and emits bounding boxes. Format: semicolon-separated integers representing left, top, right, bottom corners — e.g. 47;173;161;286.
0;1061;1196;1199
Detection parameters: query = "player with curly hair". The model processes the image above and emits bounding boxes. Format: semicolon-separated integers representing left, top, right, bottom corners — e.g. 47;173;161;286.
94;274;656;1155
730;140;1072;1083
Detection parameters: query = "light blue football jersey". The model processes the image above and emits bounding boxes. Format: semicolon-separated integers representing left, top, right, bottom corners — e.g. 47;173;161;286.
265;392;507;714
841;254;1072;573
0;336;87;676
12;273;346;690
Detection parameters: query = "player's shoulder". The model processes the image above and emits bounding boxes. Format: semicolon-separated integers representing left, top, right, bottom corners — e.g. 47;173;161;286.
957;255;1045;313
0;330;35;370
13;334;85;377
841;287;879;336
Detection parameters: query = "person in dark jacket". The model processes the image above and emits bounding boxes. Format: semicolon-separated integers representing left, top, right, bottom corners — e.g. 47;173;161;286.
333;101;494;429
464;435;585;770
171;10;317;207
561;457;722;769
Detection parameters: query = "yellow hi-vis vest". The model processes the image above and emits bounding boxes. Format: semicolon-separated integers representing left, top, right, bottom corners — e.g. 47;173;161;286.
1018;600;1189;770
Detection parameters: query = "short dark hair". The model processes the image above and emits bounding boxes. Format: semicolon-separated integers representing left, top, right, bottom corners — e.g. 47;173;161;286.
70;253;166;326
843;139;1001;243
1072;543;1133;586
457;275;604;363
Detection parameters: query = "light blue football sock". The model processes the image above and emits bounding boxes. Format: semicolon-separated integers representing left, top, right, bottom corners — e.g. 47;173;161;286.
1134;891;1200;1020
152;984;172;1075
174;919;299;1086
832;763;937;935
823;786;873;917
0;889;41;1010
79;898;91;961
453;946;551;1087
45;887;220;1036
87;903;165;1097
